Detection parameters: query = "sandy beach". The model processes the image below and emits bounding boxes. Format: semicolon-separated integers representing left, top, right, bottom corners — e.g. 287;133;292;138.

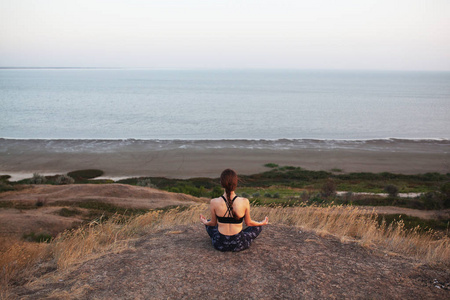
1;139;449;180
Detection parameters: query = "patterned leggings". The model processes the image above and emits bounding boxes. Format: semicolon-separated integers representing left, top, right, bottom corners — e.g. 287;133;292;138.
205;224;263;252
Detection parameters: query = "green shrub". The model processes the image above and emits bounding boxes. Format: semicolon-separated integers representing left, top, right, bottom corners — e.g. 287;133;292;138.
23;232;53;243
308;194;327;205
35;199;46;207
272;192;280;198
440;182;450;208
421;172;446;181
264;193;272;198
321;179;336;197
384;185;399;197
0;175;11;182
252;192;260;198
300;191;309;201
264;163;279;168
422;192;444;210
210;186;223;198
67;169;104;181
377;214;449;232
0;181;14;192
58;207;81;217
55;174;75;185
241;192;249;198
167;184;206;197
137;178;157;188
30;173;46;184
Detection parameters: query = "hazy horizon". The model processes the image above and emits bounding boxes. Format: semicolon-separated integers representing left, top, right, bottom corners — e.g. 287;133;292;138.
1;0;449;71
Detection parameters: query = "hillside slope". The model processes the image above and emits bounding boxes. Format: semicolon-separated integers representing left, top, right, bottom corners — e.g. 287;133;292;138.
0;184;204;208
13;225;449;299
0;184;204;240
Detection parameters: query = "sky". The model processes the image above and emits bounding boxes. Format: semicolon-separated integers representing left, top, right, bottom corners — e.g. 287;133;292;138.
0;0;449;70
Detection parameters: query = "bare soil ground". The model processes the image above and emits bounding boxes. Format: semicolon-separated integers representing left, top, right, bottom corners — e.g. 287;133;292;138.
12;225;449;299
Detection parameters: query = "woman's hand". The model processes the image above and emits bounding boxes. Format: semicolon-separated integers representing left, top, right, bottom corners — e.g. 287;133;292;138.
199;214;208;225
260;216;269;226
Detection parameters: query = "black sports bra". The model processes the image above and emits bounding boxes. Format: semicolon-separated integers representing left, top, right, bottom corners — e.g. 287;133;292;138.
216;195;244;224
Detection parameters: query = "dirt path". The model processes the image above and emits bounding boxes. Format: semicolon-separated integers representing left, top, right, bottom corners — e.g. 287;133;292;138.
13;225;449;299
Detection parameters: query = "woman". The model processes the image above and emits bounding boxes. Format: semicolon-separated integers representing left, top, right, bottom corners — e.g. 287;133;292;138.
200;169;269;252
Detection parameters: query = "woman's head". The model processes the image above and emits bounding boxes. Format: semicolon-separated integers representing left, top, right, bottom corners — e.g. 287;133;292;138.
220;169;238;193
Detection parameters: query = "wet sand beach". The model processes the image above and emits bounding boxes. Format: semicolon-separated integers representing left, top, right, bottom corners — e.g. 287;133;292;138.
0;139;449;180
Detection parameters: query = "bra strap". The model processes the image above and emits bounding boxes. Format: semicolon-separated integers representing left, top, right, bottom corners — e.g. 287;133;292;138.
221;195;238;218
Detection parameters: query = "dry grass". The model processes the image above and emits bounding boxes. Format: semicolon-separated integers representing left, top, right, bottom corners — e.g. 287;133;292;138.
1;204;449;299
249;205;449;264
0;239;48;299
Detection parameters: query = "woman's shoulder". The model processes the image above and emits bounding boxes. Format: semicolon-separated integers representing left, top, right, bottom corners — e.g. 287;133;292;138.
210;197;223;204
235;196;250;205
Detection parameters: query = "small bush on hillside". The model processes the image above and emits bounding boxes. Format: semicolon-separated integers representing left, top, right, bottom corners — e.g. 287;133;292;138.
30;173;46;184
55;174;75;185
35;199;46;207
264;163;279;168
272;192;280;198
167;184;206;197
58;207;82;217
67;169;104;181
321;179;336;197
422;192;444;210
210;186;223;198
308;194;328;205
137;179;157;188
384;184;399;197
22;232;52;243
241;192;249;198
264;193;272;198
440;182;450;208
0;181;14;192
252;192;260;198
300;191;309;202
0;175;11;182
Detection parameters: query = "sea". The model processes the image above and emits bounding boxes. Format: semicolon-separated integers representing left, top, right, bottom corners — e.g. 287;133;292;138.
1;69;449;144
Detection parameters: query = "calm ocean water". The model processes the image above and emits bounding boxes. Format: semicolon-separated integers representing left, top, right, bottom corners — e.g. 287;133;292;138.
0;69;449;140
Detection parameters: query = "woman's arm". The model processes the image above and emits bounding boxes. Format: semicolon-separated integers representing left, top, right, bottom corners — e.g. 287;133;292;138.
199;200;218;226
243;199;269;227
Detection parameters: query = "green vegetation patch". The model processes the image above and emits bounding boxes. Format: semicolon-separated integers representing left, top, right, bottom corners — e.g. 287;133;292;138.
0;200;40;210
67;169;104;182
0;182;14;193
264;163;279;168
22;232;53;243
53;200;150;216
58;207;82;217
0;175;11;182
118;176;221;198
336;196;426;210
378;214;450;233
